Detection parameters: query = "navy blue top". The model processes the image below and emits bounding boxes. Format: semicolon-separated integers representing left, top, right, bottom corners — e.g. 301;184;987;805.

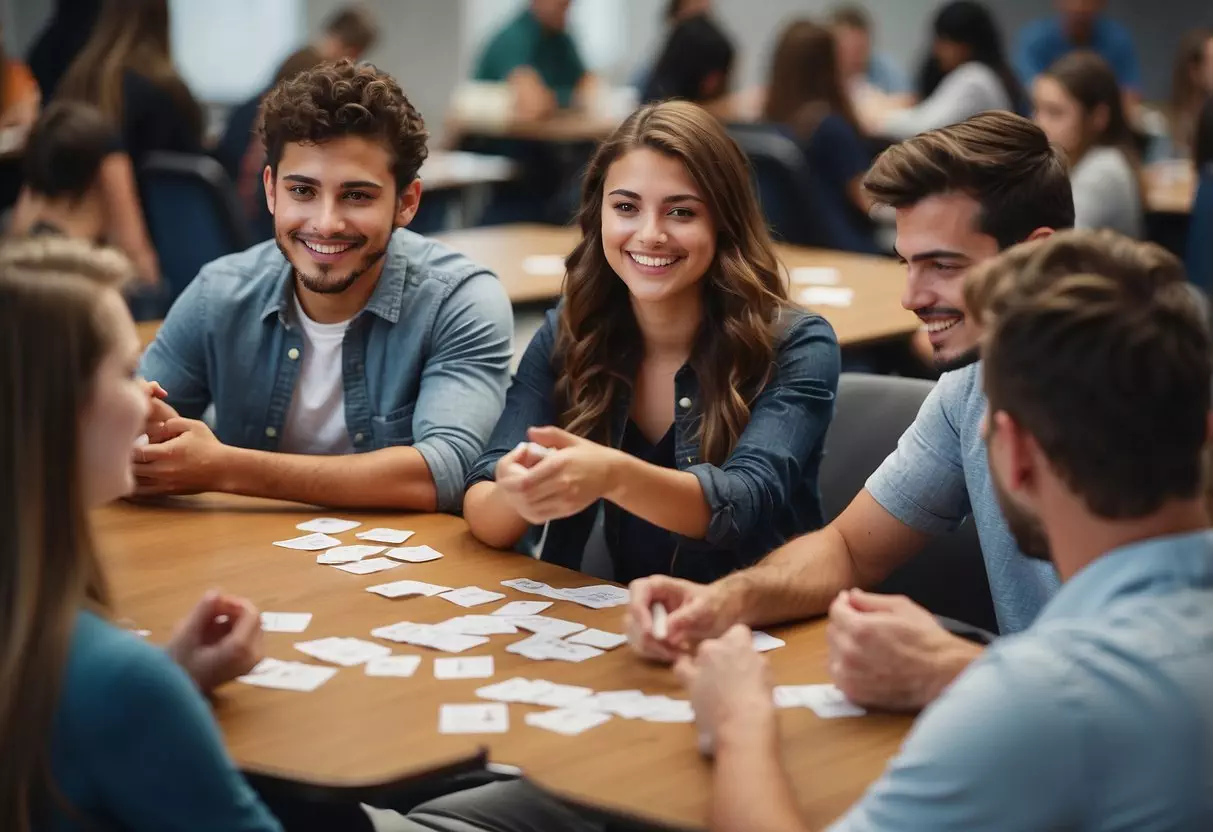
796;114;874;249
466;306;840;583
45;610;280;831
612;420;678;584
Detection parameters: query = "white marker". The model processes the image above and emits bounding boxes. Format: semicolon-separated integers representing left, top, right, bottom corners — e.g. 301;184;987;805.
651;602;668;641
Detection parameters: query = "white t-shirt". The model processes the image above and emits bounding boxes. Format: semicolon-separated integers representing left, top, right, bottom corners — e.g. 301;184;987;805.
883;62;1014;140
279;294;355;455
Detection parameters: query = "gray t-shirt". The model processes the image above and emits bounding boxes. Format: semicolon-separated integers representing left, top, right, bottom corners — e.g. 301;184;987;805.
1072;145;1144;239
865;363;1060;633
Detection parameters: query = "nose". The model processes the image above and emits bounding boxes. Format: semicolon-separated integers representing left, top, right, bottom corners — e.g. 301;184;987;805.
901;267;933;312
312;197;348;238
637;211;667;248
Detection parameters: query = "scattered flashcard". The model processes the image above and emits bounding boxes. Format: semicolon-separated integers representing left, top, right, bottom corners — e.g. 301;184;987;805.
490;600;553;617
237;658;338;692
365;655;422;677
434;655;495;680
439;703;509;734
316;544;385;565
439;586;507;608
641;697;695;723
366;579;453;599
526;708;612;736
521;254;566;276
510;615;586;638
751;631;786;653
500;578;566;599
558;584;630;609
260;612;312;633
531;682;595;708
384;545;444;563
788;684;867;718
506;634;560;661
790;266;841;286
585;690;650;718
533;639;604;663
294;637;392;667
273;533;342;551
356;527;415;545
436;615;519;636
565;628;627;650
332;556;402;575
798;286;855;308
134;629;152;638
296;517;362;534
475;677;551;703
372;621;491;653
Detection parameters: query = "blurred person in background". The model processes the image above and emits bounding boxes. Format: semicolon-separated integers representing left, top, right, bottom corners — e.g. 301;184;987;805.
641;13;735;114
830;5;912;101
314;3;378;62
1169;29;1213;161
26;0;102;102
1016;0;1140;104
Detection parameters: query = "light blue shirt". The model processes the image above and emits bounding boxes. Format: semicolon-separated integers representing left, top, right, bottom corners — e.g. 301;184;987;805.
865;362;1060;633
139;228;514;511
830;529;1213;831
866;52;910;96
1015;15;1142;90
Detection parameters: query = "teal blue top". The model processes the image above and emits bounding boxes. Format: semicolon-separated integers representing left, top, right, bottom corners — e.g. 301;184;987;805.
45;610;281;831
473;9;586;108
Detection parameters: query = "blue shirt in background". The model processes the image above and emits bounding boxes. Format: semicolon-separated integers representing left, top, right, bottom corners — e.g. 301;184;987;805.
866;52;911;96
865;363;1061;633
138;229;514;512
48;611;281;831
1015;15;1141;89
830;530;1213;831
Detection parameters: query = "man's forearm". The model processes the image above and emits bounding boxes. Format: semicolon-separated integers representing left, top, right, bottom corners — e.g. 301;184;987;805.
218;445;438;510
718;524;861;630
711;717;808;832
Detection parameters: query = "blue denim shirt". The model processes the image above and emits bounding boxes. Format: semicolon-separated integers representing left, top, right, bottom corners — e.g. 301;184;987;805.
139;228;514;511
465;307;841;584
831;530;1213;831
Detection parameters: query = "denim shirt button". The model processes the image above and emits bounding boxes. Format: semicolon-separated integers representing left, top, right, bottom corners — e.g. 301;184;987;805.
265;426;277;438
354;432;364;443
678;396;692;409
287;347;300;360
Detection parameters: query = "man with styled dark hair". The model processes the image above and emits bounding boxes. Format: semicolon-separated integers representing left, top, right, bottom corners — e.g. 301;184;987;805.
629;111;1075;711
136;60;512;511
317;3;378;61
677;229;1213;831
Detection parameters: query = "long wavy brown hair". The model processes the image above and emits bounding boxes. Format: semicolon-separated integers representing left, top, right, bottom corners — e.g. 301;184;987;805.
555;100;790;465
763;20;861;138
0;238;132;831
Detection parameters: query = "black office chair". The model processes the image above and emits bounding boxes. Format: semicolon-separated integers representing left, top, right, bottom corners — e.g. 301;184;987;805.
140;151;251;306
727;123;877;254
818;373;999;633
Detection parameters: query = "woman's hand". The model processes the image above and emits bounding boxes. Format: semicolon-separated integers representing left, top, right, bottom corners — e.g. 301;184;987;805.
495;426;624;523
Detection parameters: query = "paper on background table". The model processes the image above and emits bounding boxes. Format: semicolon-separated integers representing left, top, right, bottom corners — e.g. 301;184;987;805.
490;600;553;617
261;612;312;633
439;703;509;734
798;286;855;308
296;517;362;534
273;533;342;551
356;527;415;544
365;655;423;677
434;655;495;679
332;556;402;575
790;266;842;286
384;545;445;563
521;254;566;276
316;544;386;565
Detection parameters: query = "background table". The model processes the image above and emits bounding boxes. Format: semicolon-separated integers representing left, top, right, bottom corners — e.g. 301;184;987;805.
96;496;912;827
434;224;918;347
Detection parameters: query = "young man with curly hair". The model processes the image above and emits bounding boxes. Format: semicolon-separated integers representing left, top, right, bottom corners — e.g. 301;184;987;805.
136;60;513;511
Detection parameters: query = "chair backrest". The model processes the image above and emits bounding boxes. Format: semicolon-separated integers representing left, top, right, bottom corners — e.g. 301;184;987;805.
1186;164;1213;295
819;373;999;633
727;123;876;254
139;152;250;304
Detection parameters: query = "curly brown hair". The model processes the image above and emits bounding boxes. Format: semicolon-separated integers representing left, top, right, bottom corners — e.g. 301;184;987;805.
257;59;429;191
555;100;791;465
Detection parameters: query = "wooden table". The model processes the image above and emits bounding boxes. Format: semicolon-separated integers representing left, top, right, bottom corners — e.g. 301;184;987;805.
96;496;912;827
434;224;919;347
1143;160;1197;215
136;320;161;348
420;151;517;193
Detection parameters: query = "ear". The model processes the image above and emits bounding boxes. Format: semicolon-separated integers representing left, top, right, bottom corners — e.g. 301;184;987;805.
1024;226;1055;243
990;409;1038;495
394;178;423;228
262;165;276;216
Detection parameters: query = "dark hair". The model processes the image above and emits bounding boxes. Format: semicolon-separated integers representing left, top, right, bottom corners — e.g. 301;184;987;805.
918;1;1023;113
1170;28;1212;156
1043;51;1136;161
642;15;734;105
967;229;1210;518
22;101;117;200
557;101;790;465
324;4;377;54
763;19;860;137
864;111;1075;248
273;46;324;87
257;59;428;192
829;5;871;31
1195;96;1213;172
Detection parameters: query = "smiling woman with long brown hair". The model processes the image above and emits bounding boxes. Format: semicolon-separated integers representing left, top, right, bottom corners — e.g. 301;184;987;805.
462;100;840;585
0;237;279;831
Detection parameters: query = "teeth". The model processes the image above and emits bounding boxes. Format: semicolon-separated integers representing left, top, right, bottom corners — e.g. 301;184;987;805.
925;319;961;334
630;253;677;267
303;240;354;255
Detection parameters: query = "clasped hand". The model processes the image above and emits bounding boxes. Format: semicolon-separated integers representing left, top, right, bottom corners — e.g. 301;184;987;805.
493;426;622;524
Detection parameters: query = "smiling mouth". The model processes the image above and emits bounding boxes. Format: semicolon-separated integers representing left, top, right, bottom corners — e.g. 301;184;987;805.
298;238;359;256
627;251;682;268
924;318;962;334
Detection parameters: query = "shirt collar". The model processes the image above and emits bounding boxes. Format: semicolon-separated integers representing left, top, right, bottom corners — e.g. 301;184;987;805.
258;229;410;325
1035;529;1213;625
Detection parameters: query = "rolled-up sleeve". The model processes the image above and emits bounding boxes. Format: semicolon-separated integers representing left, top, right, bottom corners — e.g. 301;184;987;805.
412;272;513;512
686;313;840;548
137;270;213;420
864;369;973;535
465;309;560;489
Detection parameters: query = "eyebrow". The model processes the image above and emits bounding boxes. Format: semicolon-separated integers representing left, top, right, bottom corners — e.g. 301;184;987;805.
282;174;383;189
893;248;972;264
608;188;705;204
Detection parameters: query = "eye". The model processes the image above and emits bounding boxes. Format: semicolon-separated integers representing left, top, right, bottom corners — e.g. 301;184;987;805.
344;191;373;202
934;262;965;273
612;201;637;213
288;185;314;198
668;207;695;218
